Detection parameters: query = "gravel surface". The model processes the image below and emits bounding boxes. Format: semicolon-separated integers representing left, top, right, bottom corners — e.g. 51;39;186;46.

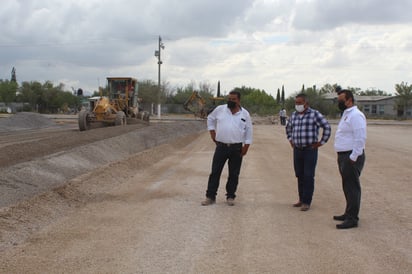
0;114;411;273
0;112;58;131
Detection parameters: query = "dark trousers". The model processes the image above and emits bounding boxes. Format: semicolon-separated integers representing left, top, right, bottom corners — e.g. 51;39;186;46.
293;146;318;205
280;117;286;125
206;143;243;200
337;151;365;222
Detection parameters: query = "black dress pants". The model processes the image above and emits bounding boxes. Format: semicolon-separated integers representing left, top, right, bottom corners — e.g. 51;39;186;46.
337;151;365;222
206;143;243;200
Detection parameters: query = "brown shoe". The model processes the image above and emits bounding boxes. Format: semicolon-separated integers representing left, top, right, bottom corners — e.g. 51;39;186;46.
201;198;215;206
300;204;310;211
226;198;235;206
293;201;302;207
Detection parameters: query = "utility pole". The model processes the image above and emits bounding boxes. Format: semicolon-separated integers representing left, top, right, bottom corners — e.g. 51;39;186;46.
154;36;165;119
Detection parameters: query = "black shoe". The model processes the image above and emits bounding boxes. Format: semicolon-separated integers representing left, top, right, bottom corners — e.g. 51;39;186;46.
333;214;346;221
336;220;358;229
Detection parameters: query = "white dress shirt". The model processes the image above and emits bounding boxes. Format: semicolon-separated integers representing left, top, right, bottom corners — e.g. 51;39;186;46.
334;106;367;161
207;104;253;144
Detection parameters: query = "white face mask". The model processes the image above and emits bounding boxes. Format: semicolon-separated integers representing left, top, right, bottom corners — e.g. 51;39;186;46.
295;104;305;113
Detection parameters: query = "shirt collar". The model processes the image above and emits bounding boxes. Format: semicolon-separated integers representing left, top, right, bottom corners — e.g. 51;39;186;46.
343;105;357;113
226;105;242;114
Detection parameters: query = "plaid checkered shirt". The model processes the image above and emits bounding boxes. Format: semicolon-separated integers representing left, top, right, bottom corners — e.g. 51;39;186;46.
286;108;331;147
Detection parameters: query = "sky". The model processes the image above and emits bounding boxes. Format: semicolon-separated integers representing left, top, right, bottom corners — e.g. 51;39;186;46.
1;0;412;97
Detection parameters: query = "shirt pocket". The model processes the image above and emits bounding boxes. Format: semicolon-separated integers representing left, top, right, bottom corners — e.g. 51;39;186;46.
238;116;247;133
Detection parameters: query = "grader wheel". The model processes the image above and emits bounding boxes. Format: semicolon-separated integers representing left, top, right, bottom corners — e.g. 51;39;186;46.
137;111;150;122
78;110;91;131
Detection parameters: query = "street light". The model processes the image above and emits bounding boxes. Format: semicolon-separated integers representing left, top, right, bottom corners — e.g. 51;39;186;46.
154;35;165;119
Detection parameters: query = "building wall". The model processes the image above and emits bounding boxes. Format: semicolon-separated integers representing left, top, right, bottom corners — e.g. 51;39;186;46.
358;97;412;118
323;94;411;119
358;97;397;118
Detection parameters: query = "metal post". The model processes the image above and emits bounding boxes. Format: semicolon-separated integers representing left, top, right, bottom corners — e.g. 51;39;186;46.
155;36;164;119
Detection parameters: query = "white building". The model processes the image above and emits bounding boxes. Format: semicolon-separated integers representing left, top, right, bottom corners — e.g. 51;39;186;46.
323;94;411;119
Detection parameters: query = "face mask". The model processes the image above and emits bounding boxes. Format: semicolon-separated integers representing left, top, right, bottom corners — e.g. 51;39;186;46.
338;100;347;111
227;101;237;109
295;104;305;113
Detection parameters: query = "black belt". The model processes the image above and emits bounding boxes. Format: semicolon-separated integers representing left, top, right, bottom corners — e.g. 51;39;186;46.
337;150;352;155
216;142;242;147
294;146;312;150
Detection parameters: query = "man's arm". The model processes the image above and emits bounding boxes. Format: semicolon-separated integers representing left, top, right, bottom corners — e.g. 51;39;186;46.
285;115;294;147
316;111;331;145
241;144;250;156
209;130;216;143
242;111;253;156
207;106;218;143
350;114;367;162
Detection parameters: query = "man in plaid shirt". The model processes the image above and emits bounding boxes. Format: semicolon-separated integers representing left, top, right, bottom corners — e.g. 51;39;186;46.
285;93;331;211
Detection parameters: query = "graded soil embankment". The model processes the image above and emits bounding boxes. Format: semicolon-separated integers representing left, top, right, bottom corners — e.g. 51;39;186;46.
0;114;411;273
0;113;206;208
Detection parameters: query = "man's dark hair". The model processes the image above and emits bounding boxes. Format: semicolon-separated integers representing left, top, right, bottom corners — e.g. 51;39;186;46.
335;85;342;93
229;90;241;99
339;89;355;103
296;93;308;103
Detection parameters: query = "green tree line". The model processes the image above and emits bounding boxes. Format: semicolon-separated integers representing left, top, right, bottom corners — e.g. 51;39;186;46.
1;78;411;117
0;80;81;113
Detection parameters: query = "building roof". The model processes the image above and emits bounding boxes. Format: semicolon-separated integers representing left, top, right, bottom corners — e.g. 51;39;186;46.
322;93;396;102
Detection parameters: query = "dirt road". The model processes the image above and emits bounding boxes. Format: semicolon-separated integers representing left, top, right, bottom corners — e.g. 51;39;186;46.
0;120;411;273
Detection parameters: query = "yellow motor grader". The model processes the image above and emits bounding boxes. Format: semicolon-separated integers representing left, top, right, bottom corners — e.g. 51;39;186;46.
183;91;208;119
78;77;150;131
183;91;225;119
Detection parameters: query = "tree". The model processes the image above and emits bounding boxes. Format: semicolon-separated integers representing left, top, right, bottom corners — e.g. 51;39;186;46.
347;86;362;95
276;88;280;104
166;81;215;105
11;67;17;83
358;89;391;96
0;79;18;103
232;86;254;97
281;85;285;107
137;79;159;105
284;85;336;117
394;82;412;118
232;86;276;115
319;83;341;94
16;81;80;113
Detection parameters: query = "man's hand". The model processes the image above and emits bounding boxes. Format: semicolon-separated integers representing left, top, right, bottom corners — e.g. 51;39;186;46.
312;142;322;149
209;130;216;143
241;144;250;156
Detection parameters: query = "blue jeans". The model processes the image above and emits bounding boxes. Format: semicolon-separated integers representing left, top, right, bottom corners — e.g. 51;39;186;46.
293;146;318;205
206;143;243;200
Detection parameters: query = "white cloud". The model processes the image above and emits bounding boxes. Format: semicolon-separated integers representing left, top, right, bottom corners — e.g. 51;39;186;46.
1;0;411;97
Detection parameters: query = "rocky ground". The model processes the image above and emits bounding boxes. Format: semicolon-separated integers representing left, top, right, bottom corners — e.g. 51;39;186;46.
0;113;411;273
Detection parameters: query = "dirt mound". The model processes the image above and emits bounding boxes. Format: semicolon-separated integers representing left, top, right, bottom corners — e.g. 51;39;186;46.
0;112;57;131
0;120;206;208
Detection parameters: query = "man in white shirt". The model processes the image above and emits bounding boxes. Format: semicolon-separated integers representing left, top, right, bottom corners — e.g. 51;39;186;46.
279;108;287;125
201;91;253;206
334;89;367;229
